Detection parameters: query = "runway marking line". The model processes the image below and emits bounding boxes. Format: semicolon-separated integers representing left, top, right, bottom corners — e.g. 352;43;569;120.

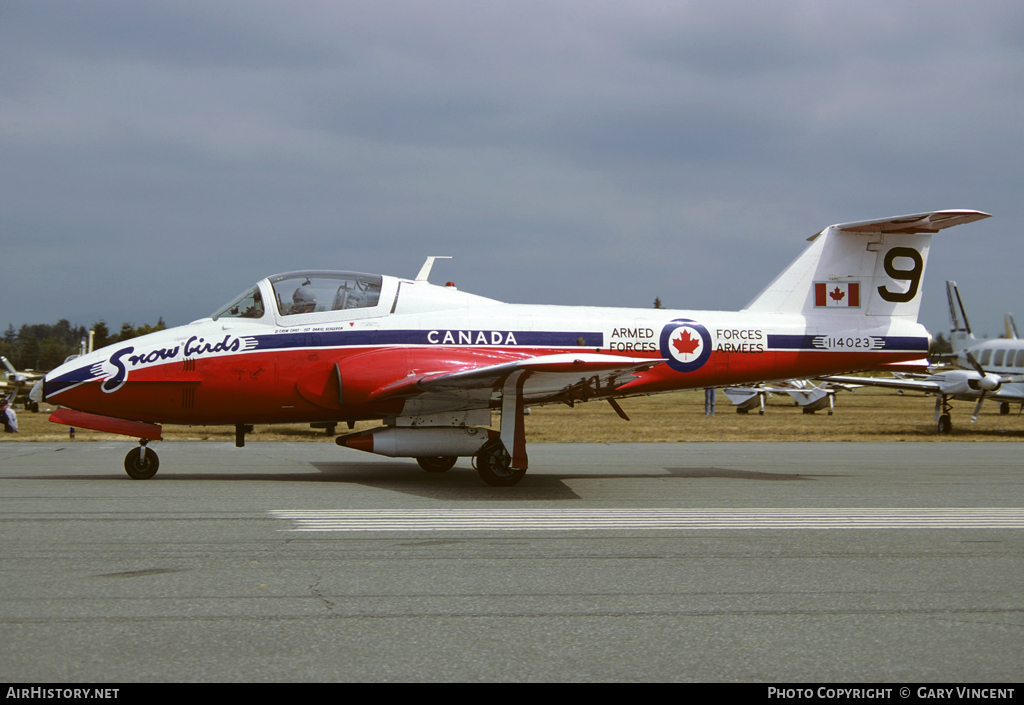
269;508;1024;532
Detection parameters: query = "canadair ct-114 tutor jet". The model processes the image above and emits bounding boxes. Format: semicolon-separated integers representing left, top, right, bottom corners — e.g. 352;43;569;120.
35;209;989;486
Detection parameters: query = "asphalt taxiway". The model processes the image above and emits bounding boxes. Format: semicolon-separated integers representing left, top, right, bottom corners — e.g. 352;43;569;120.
0;441;1021;682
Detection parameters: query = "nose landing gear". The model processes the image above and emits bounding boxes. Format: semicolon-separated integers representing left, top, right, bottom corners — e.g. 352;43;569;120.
124;440;160;479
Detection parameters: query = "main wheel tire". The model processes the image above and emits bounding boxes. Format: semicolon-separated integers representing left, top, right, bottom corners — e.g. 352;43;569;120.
475;439;526;487
124;447;159;480
1000;402;1010;415
416;456;457;473
937;414;952;435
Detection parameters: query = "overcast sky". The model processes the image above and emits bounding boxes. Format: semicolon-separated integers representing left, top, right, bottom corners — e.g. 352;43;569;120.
2;1;1022;340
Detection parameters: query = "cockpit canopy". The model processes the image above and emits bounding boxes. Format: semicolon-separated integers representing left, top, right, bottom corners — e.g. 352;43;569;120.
269;272;383;316
211;285;265;320
211;271;384;321
209;266;502;325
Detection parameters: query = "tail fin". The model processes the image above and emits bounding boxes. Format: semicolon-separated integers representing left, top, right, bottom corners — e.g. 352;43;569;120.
946;280;975;354
743;210;990;319
1005;313;1019;340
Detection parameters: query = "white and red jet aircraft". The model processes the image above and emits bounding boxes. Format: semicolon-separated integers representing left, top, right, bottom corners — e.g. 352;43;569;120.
38;209;989;486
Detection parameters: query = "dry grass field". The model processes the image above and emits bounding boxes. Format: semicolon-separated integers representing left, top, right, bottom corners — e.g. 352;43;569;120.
4;387;1024;443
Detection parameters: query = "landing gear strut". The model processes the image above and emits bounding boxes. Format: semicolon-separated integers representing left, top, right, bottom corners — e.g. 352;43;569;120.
474;370;529;487
124;440;160;479
935;395;953;434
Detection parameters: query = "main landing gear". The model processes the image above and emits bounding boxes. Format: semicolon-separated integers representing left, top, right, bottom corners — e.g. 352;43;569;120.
935;395;953;435
416;456;458;473
124;440;160;479
470;370;530;487
415;371;529;487
409;439;525;485
474;438;526;487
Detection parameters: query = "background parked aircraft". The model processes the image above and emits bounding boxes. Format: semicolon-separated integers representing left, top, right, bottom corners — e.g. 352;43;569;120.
722;379;850;415
2;356;44;411
821;281;1024;433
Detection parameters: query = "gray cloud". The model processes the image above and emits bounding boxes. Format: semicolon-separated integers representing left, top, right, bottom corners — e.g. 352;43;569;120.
1;0;1022;339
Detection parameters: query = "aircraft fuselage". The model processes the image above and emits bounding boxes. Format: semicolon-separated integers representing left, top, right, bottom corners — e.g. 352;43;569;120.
44;296;927;426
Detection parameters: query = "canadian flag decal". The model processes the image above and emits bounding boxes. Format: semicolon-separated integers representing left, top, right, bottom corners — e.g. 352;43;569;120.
814;282;860;308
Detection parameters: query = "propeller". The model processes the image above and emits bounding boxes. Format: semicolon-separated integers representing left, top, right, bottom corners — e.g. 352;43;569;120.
965;352;1002;422
1;356;17;382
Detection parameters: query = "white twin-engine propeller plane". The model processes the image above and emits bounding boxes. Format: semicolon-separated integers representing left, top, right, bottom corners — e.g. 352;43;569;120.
821;279;1024;434
36;210;989;486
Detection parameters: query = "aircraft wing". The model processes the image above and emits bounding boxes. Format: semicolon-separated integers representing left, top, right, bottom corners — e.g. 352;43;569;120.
820;374;1024;401
818;374;942;393
987;384;1024;401
371;353;665;405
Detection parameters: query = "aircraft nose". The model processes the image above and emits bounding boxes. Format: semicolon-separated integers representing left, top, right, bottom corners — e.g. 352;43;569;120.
29;380;44;405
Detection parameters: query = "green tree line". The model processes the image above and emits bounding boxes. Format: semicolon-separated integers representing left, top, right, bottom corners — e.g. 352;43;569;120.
1;319;166;372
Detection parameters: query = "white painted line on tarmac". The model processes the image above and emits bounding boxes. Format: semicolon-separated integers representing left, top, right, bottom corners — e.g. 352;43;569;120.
269;508;1024;532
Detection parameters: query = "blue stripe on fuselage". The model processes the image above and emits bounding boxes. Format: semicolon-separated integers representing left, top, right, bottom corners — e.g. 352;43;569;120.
767;335;928;351
251;330;605;350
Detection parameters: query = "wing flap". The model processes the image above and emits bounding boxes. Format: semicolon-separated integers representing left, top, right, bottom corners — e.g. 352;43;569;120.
369;353;664;402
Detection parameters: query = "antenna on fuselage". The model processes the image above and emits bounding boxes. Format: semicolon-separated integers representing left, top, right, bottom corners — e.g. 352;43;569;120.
415;256;453;282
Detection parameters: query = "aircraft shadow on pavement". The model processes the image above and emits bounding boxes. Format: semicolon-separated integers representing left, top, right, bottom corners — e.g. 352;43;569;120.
306;463;823;500
6;464;823;502
663;468;823;481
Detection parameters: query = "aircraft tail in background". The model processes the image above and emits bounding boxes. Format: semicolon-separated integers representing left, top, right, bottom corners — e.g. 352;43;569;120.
1005;313;1019;340
946;280;975;355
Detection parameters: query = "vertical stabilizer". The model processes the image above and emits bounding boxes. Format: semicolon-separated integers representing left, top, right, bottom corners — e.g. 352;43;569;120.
946;280;975;355
1005;313;1019;340
743;210;990;320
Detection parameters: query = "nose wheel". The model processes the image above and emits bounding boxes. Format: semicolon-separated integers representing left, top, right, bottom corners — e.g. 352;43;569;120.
124;441;160;479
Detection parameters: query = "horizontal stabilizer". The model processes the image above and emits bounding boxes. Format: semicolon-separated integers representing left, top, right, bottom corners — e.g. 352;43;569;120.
821;210;991;238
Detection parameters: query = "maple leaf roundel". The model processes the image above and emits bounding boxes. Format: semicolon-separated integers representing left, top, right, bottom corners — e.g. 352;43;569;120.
659;319;712;372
